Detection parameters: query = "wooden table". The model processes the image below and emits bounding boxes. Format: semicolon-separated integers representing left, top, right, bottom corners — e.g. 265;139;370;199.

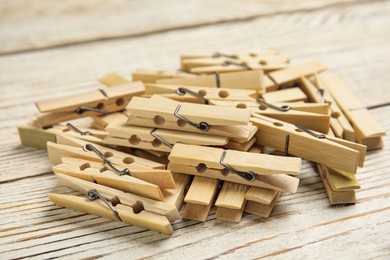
1;1;389;259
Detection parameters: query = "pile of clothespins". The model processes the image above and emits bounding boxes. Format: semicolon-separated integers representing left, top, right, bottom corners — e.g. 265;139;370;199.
18;50;386;236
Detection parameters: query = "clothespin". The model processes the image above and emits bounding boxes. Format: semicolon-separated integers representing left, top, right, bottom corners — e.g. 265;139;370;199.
54;173;180;221
210;100;330;115
157;70;265;91
168;143;301;193
179;51;289;73
317;164;360;192
34;82;144;128
54;157;164;201
162;173;192;210
223;137;256;152
263;60;327;91
300;76;356;142
180;50;280;60
47;137;176;189
180;53;289;72
244;191;281;218
126;97;256;141
317;73;386;150
104;121;229;152
132;69;197;83
17;122;108;149
144;84;257;103
250;114;367;173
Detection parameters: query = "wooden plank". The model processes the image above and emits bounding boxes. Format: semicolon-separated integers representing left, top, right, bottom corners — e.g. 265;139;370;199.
0;0;364;54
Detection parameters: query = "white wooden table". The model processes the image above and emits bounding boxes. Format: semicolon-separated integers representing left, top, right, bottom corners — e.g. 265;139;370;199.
1;1;389;259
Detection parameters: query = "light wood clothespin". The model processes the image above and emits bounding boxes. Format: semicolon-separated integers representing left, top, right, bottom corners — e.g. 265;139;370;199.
317;73;386;150
18;123;108;149
126;97;256;141
210;100;330;115
168;143;300;193
104;121;229;152
157;70;265;91
144;84;257;103
54;157;164;201
263;60;327;91
132;69;197;83
55;173;180;221
180;50;280;60
48;192;174;235
250;114;367;173
162;173;192;210
92;111;129;130
180;52;289;72
47;139;176;190
34;82;144;128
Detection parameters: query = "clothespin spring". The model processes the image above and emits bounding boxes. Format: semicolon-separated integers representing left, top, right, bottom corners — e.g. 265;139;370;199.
219;151;256;182
174;104;210;132
83;144;130;176
87;189;122;221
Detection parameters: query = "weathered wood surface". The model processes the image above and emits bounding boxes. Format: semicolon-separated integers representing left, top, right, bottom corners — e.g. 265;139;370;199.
1;0;389;259
0;0;362;54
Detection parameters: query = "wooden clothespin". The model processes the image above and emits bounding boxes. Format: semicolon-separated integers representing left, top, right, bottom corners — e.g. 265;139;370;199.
132;69;197;83
244;191;281;218
168;143;301;193
157;70;265;91
54;157;164;201
223;137;256;152
187;60;288;74
180;52;289;72
263;60;327;91
144;84;257;103
18;122;108;149
250;114;367;173
180;50;280;60
126;97;256;141
300;76;356;142
104;121;229;152
47;137;176;189
210;100;330;115
162;173;192;210
34;82;144;128
317;73;386;150
55;173;180;221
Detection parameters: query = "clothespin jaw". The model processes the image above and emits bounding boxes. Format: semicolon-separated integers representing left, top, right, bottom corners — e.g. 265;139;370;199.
157;70;265;91
48;192;174;235
34;82;144;128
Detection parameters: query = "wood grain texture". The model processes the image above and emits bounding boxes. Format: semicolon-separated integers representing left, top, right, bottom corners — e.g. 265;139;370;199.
1;0;390;258
0;0;363;54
